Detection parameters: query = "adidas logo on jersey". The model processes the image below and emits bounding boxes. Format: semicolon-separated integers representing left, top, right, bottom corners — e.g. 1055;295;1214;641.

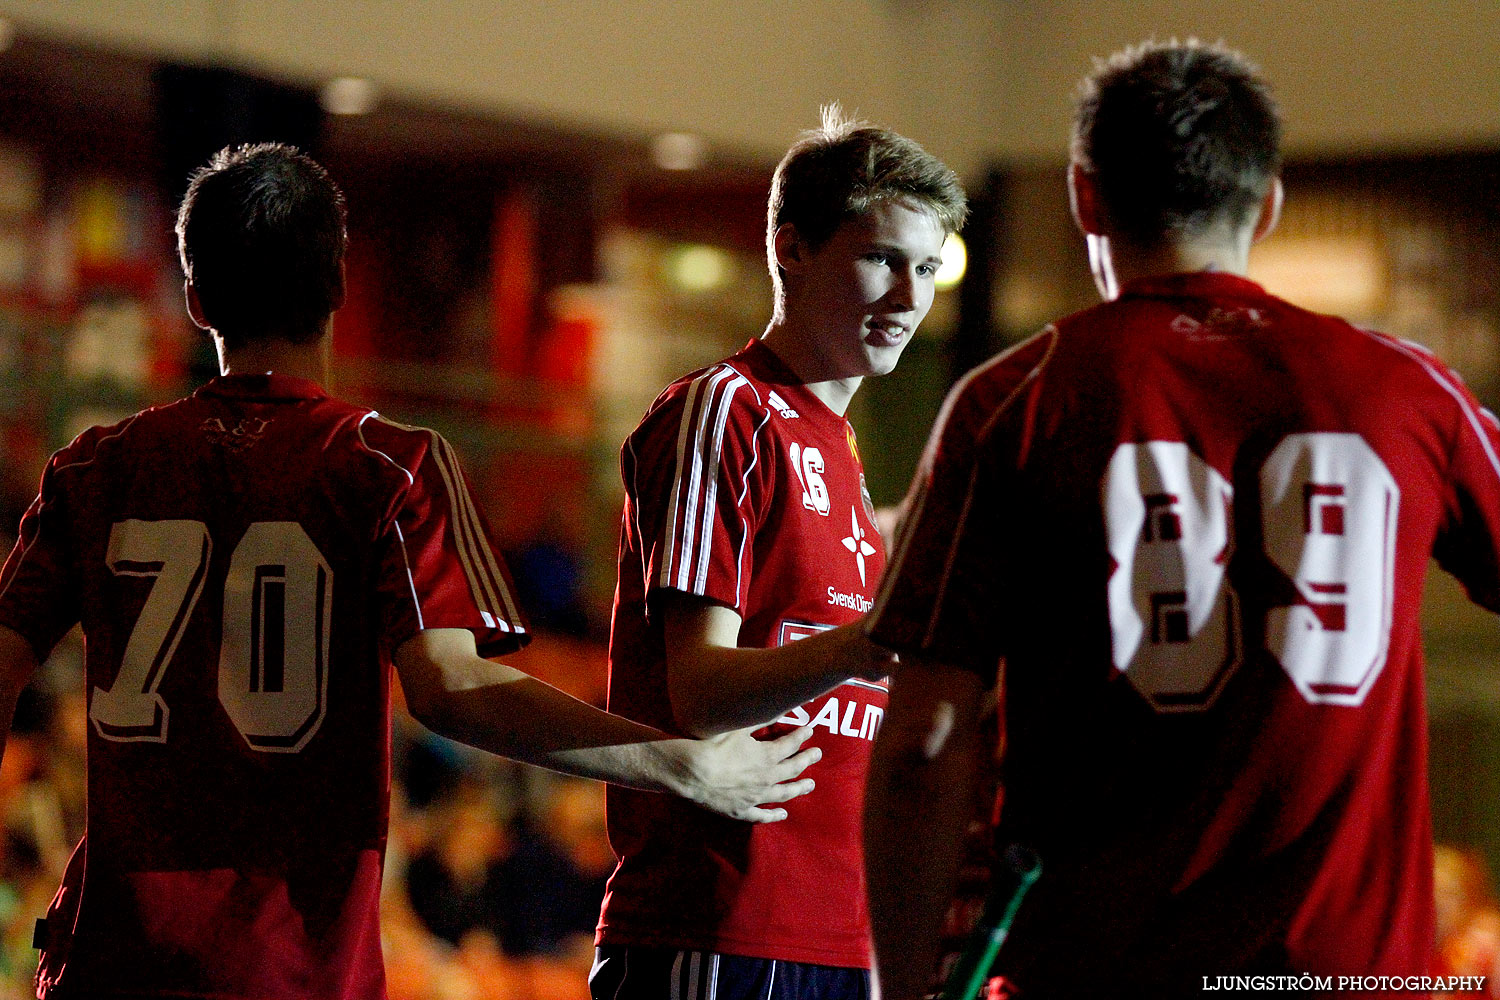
768;391;799;419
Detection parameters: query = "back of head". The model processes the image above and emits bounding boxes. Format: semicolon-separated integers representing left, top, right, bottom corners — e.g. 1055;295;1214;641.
766;106;967;317
1073;40;1281;247
176;143;348;349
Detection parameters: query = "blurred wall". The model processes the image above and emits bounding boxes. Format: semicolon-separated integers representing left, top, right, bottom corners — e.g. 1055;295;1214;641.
2;0;1016;178
998;0;1500;161
8;0;1500;180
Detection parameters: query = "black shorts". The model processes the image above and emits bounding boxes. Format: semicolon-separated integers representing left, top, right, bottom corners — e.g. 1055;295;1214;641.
589;945;872;1000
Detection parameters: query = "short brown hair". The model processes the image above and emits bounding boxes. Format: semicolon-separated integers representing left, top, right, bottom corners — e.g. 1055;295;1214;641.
1073;39;1281;246
176;142;348;349
767;106;967;316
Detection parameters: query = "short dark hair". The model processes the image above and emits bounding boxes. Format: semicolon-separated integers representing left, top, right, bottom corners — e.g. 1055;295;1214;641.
176;143;348;348
767;106;967;317
1072;40;1281;246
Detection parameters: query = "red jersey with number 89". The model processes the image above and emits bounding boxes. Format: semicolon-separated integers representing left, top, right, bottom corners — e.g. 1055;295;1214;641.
868;272;1500;994
0;373;527;1000
598;339;888;967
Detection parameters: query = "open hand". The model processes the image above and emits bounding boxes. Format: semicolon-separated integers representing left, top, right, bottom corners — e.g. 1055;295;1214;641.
670;725;822;823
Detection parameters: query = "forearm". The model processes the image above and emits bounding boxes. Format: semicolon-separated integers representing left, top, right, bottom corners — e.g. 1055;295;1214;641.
672;623;879;736
395;628;820;823
416;661;689;795
865;663;984;1000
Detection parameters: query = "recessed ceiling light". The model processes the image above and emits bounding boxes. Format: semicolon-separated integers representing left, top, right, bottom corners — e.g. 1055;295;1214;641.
652;132;707;171
935;233;967;290
665;244;733;292
320;77;378;116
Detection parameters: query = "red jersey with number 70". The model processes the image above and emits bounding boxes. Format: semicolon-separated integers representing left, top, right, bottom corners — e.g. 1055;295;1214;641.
869;272;1500;995
598;339;888;967
0;373;528;1000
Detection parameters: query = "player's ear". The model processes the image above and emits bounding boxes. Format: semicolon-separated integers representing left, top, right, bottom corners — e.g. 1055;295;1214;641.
1251;177;1283;245
1068;163;1105;237
330;259;347;311
184;282;211;331
773;223;807;274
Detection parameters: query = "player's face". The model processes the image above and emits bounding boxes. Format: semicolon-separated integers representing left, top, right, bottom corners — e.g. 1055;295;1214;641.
792;198;947;379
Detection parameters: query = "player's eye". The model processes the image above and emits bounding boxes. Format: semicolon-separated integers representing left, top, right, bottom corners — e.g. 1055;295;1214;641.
917;263;937;277
864;252;890;266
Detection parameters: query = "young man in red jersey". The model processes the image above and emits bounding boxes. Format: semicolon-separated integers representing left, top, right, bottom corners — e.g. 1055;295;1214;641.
0;143;820;1000
864;40;1500;999
591;110;966;1000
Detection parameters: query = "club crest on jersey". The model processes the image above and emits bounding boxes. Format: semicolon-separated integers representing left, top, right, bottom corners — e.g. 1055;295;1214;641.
789;442;831;516
768;391;799;419
200;416;271;452
841;505;877;586
1171;306;1271;340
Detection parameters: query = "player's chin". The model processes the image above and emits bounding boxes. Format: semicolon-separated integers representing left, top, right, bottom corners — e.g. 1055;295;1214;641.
859;339;909;376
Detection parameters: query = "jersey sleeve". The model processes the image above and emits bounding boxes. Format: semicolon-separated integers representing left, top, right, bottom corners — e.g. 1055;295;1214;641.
868;332;1056;681
372;426;530;659
0;446;83;661
628;366;770;614
1432;377;1500;613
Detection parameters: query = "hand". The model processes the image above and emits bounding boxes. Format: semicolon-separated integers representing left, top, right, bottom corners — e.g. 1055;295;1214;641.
849;632;899;682
666;725;821;823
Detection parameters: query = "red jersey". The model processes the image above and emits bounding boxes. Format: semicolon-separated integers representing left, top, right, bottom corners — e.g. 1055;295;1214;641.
598;339;888;967
869;273;1500;996
0;373;527;1000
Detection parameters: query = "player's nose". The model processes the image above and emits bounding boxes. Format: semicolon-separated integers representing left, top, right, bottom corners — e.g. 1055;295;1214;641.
886;268;918;312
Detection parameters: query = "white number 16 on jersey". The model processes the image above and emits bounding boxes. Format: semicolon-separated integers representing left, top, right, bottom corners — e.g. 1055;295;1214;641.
1104;433;1399;712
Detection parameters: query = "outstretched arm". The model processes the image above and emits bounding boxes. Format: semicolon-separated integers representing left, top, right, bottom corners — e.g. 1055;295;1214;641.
0;626;39;770
865;657;985;1000
393;628;819;823
662;594;895;738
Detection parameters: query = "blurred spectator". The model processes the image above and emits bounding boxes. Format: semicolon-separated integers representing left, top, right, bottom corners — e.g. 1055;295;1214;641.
406;782;516;949
508;532;589;638
1434;844;1500;995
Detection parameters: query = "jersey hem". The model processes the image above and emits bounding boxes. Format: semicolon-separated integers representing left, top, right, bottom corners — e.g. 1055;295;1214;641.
595;925;870;969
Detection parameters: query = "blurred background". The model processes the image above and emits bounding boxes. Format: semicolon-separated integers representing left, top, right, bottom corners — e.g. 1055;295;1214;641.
0;1;1497;995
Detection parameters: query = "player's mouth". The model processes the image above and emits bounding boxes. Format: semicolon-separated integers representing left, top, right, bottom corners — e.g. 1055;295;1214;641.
863;319;909;348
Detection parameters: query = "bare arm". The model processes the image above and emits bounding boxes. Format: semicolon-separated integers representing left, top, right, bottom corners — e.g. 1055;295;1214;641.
662;594;895;737
864;657;986;1000
0;626;39;770
393;628;819;822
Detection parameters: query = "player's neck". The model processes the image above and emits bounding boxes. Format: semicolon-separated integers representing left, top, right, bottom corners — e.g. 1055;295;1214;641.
1090;231;1253;301
759;320;862;417
215;329;330;385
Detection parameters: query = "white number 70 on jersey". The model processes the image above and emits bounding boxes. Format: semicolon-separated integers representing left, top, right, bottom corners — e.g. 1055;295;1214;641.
90;520;332;751
1104;433;1398;712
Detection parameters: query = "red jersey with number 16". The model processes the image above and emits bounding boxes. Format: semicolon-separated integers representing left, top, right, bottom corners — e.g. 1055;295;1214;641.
598;339;888;967
870;272;1500;995
0;373;528;1000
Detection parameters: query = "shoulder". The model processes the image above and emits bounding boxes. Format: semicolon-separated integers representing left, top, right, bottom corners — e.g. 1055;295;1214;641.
941;327;1060;440
46;395;197;479
629;358;770;454
345;411;461;485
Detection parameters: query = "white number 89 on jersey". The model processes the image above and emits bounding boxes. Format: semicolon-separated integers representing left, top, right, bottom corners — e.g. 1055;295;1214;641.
1103;433;1398;712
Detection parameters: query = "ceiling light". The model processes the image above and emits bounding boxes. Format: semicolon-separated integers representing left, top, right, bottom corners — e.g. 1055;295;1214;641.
665;244;733;293
320;77;379;116
652;132;707;171
935;233;967;290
